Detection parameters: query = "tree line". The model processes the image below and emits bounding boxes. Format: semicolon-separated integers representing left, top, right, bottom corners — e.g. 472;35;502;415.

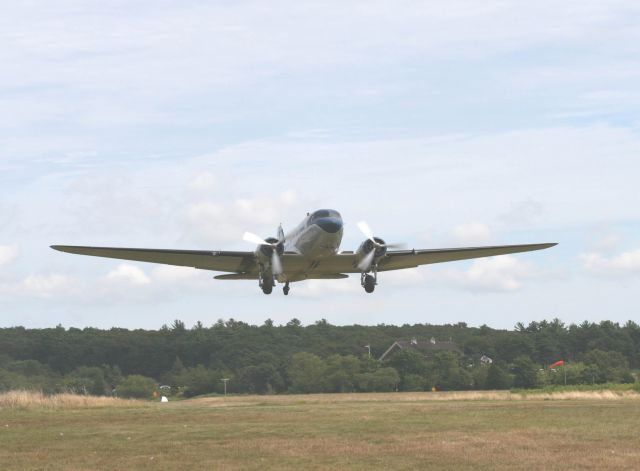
0;318;638;397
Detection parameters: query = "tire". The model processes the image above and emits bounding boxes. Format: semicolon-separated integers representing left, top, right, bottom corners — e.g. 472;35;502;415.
364;275;375;293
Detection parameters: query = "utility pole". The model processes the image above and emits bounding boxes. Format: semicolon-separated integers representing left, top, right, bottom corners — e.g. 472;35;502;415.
364;345;371;359
221;378;229;396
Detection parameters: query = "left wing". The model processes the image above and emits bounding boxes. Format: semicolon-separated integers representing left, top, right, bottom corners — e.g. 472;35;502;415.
310;243;557;274
379;243;557;271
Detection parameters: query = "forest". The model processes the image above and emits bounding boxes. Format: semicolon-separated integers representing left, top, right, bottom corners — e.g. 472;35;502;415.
1;318;638;398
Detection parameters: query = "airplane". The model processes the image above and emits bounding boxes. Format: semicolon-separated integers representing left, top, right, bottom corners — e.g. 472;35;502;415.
51;209;556;296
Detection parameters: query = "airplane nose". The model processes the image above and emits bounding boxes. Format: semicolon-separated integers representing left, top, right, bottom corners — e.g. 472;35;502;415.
315;217;343;233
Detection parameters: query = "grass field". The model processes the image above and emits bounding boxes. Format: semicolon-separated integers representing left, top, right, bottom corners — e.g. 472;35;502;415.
1;391;639;470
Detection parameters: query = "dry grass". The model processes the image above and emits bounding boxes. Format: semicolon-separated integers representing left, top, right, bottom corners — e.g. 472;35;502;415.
0;390;142;410
189;389;640;408
2;391;640;470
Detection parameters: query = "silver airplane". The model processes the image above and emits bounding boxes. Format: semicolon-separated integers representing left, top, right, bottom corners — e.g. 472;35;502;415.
51;209;556;296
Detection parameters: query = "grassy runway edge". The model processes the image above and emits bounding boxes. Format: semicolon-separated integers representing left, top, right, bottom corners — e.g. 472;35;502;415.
1;391;639;470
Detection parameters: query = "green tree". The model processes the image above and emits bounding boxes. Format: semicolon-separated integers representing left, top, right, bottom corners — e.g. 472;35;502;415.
356;367;399;392
178;365;223;397
512;356;539;389
485;363;511;390
403;374;426;391
236;363;284;394
582;349;633;383
288;352;326;393
323;354;361;392
431;352;472;391
117;375;157;399
65;366;107;395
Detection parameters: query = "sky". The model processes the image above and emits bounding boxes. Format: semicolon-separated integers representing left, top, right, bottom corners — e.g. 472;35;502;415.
1;1;640;330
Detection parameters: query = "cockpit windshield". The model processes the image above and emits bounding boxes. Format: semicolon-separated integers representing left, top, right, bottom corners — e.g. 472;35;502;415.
309;209;341;221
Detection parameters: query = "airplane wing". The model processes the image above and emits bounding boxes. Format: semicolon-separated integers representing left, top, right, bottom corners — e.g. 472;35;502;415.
50;245;317;278
378;243;557;271
51;242;556;278
50;245;258;273
311;243;557;274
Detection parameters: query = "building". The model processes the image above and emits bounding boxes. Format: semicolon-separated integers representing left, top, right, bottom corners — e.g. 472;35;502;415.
378;337;462;361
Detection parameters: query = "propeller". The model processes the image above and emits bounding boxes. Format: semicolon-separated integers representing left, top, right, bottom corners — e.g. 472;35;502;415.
243;231;283;275
356;221;405;271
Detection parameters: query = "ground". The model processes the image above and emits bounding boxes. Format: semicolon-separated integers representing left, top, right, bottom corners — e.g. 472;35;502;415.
1;391;639;470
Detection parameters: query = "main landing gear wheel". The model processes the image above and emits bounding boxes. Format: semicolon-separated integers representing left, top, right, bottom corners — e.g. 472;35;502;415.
283;282;290;296
363;274;376;293
262;284;273;295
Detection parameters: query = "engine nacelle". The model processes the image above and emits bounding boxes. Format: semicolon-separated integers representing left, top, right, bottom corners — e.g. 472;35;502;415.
356;237;387;266
255;237;284;263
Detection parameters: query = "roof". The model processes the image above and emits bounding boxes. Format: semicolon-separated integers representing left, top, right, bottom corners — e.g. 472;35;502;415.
378;337;462;361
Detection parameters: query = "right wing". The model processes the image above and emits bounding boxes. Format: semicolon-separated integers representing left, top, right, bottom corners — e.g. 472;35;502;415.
51;245;257;273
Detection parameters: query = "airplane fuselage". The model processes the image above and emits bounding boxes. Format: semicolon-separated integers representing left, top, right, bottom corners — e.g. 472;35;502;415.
283;209;344;260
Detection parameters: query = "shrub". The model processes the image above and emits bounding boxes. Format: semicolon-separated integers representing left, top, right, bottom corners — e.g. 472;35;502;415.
116;375;156;399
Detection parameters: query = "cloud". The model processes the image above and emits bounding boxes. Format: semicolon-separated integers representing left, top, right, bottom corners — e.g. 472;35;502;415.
436;255;541;292
499;199;544;227
182;191;299;245
106;264;151;285
188;172;218;193
451;223;492;245
0;245;18;266
581;249;640;277
294;278;360;297
21;273;74;298
152;265;200;283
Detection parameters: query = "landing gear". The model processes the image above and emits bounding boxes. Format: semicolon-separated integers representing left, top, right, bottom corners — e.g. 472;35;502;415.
361;270;377;293
283;282;290;296
259;271;274;295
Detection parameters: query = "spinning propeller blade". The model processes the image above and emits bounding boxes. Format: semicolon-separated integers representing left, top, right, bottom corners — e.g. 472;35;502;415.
357;221;375;242
243;231;282;276
243;232;270;246
271;250;282;275
358;249;376;271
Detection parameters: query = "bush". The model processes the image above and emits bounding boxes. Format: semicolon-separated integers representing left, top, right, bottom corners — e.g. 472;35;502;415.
116;375;156;399
64;367;107;395
178;365;223;397
485;363;511;390
403;374;426;391
356;367;399;392
288;352;326;393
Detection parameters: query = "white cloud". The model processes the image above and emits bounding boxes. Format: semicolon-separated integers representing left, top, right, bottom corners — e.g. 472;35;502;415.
499;199;544;226
106;264;151;285
0;245;18;266
295;278;360;297
183;192;299;245
586;231;624;254
152;265;199;283
581;249;640;277
437;255;540;292
188;172;218;192
383;268;426;286
21;273;74;298
451;223;492;245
